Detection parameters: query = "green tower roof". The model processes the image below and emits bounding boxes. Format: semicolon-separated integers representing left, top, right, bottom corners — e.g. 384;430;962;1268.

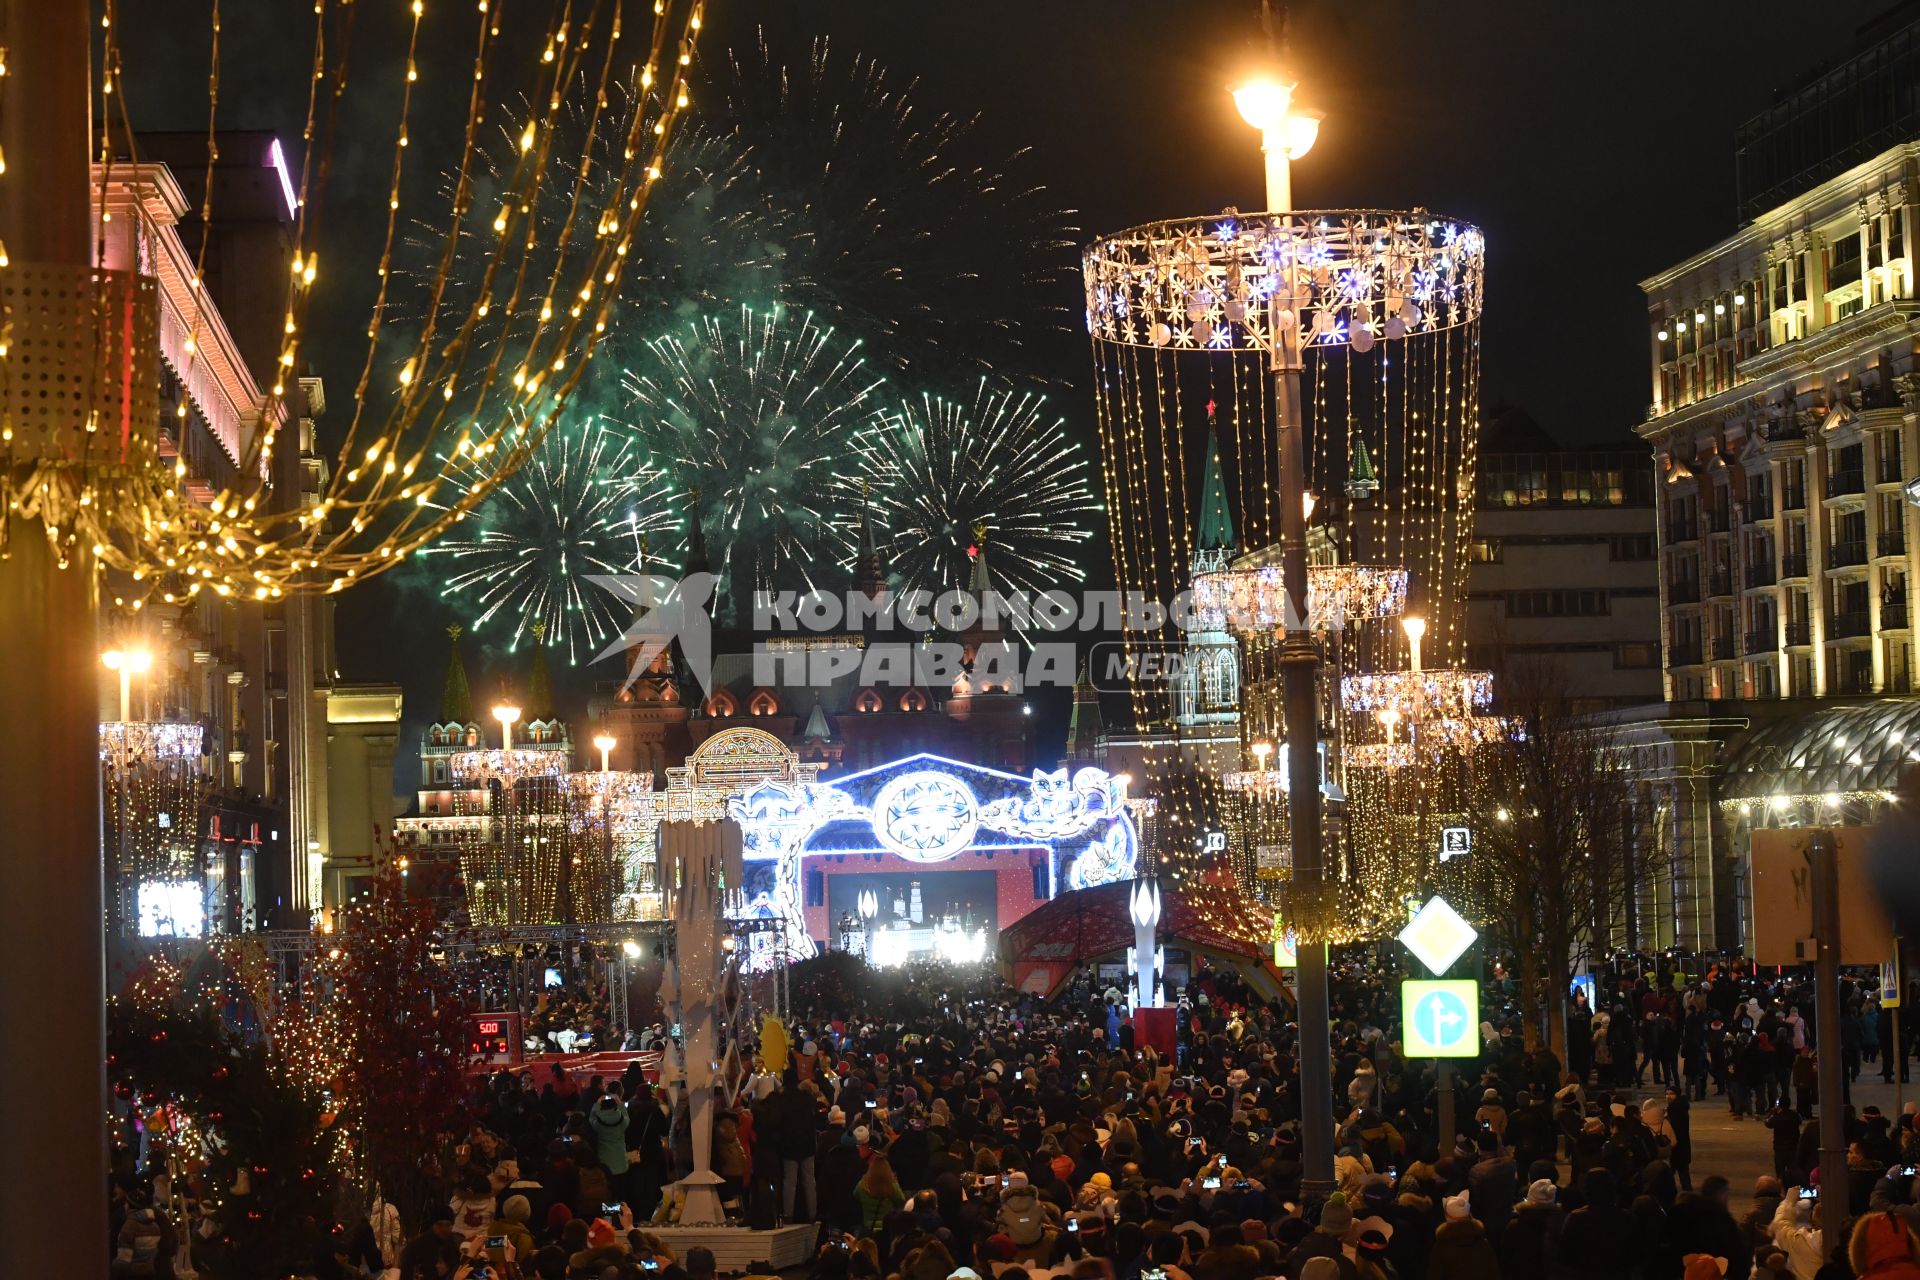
440;625;474;724
1194;401;1236;554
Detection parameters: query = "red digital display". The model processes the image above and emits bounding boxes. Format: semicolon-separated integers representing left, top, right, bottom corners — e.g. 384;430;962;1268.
466;1013;520;1066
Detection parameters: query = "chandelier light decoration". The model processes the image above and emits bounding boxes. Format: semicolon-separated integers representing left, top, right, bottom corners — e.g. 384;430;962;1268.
2;0;706;604
1085;210;1484;355
1190;561;1406;632
1086;199;1486;928
564;769;661;922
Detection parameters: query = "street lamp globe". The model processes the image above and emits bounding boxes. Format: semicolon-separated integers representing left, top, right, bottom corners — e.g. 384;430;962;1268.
1231;77;1294;132
493;703;522;750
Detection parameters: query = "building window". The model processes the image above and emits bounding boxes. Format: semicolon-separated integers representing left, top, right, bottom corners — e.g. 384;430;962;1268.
1609;534;1657;561
1616;643;1659;669
1469;539;1502;563
1506;589;1610;618
805;870;824;908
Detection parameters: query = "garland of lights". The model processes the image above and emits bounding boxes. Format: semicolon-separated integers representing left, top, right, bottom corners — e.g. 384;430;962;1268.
1;0;706;605
1340;669;1493;719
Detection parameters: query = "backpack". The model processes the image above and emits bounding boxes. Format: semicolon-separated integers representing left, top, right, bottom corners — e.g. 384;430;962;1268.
1000;1189;1045;1246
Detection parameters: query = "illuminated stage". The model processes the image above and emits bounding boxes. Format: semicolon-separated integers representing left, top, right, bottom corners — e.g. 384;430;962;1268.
691;732;1144;957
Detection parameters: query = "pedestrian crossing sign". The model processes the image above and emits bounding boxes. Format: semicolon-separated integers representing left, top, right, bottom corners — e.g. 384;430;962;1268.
1402;978;1479;1058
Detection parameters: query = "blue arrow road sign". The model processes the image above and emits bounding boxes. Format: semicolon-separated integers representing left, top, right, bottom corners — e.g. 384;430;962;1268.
1402;979;1479;1058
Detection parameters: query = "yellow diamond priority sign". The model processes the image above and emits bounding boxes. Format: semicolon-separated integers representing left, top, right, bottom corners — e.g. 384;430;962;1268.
1398;894;1478;975
1402;979;1479;1057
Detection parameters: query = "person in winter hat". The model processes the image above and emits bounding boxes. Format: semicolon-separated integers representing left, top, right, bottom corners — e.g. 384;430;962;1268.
1497;1179;1562;1280
1429;1191;1499;1280
997;1170;1055;1264
480;1195;536;1263
1281;1193;1355;1280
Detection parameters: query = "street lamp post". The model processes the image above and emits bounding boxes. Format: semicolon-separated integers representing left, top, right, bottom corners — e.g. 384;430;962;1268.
101;648;152;724
0;4;110;1268
491;705;523;920
1129;878;1162;1009
858;888;879;962
1232;70;1336;1198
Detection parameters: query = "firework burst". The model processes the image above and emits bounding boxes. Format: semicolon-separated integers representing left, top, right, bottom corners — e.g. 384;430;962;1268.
857;382;1101;602
422;419;679;663
407;35;1077;379
621;304;885;614
698;33;1080;377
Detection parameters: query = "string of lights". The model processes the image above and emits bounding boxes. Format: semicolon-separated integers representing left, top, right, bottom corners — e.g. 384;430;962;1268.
0;0;707;608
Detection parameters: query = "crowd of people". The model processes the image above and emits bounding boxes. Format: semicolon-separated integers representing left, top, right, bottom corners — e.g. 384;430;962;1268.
109;951;1920;1280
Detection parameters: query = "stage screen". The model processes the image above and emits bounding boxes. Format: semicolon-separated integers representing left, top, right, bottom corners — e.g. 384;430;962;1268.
827;871;999;935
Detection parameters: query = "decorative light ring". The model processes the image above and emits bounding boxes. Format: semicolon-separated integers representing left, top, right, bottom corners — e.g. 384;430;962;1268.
99;721;205;763
1191;563;1408;632
1084;209;1485;352
871;771;980;863
1345;742;1417;771
1410;715;1514;750
1340;670;1494;719
1222;768;1287;796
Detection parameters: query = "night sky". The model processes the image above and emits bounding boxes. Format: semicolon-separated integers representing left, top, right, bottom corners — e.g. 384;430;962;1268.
119;0;1899;779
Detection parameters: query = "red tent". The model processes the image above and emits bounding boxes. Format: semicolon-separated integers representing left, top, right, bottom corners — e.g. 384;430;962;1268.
998;880;1283;1000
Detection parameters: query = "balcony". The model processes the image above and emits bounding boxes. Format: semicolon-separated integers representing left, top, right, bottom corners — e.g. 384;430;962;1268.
1742;497;1776;523
1785;621;1813;646
1824;469;1866;508
1879;528;1907;559
1710;636;1735;660
1708;570;1734;598
1830;611;1871;639
1827;540;1868;570
1744;629;1777;653
1671;642;1704;667
1668;579;1702;605
1746;563;1778;589
1887;600;1911;630
1780;553;1810;580
1708;508;1732;534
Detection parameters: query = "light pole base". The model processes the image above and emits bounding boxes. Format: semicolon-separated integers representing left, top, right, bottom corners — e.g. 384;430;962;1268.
673;1171;729;1227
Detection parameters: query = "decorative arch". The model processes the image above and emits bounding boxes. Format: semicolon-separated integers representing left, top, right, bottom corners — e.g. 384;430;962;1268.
706;690;738;718
899;688;929;712
748;688;780;717
854;687;884;714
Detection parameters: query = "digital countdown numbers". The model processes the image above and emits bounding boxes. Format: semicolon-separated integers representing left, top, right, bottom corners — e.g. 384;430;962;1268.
466;1012;522;1065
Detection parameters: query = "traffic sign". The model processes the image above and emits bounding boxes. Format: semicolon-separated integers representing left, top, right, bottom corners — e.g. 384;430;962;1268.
1271;915;1297;967
1439;826;1471;861
1398;894;1478;975
1402;979;1478;1057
